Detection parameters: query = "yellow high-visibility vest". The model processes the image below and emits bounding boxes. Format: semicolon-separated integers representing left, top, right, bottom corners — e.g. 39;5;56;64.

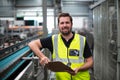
52;33;90;80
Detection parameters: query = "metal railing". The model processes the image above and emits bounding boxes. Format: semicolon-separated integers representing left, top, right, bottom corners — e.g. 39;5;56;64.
15;48;52;80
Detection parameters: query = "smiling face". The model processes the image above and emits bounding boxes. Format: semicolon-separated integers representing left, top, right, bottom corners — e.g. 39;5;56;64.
58;16;73;36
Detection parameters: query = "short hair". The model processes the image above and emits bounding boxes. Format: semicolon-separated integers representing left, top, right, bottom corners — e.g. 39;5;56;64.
58;13;73;24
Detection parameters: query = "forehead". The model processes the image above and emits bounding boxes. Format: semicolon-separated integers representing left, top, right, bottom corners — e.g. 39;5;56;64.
59;17;71;22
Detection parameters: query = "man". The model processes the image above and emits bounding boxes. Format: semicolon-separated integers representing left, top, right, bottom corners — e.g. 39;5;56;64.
28;13;93;80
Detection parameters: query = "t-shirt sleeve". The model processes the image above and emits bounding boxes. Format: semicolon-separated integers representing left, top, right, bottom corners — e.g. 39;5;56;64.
40;36;53;52
83;40;92;58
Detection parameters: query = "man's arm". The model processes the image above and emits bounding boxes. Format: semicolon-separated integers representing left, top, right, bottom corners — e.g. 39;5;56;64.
79;56;93;71
68;56;93;75
76;40;93;71
73;40;93;75
73;56;93;74
28;39;50;65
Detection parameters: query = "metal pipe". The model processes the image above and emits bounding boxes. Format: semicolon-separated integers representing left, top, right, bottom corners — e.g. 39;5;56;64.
42;0;48;37
117;0;120;80
22;56;39;60
54;0;57;29
89;0;106;9
14;62;32;80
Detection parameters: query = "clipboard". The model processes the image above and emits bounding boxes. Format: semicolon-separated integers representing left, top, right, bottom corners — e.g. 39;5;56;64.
45;61;75;74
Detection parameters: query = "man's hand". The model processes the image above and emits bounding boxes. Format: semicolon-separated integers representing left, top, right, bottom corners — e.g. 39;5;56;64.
40;56;50;65
66;68;79;76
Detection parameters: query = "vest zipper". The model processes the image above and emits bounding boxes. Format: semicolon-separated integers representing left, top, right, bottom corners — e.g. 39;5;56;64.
67;48;71;67
67;48;73;80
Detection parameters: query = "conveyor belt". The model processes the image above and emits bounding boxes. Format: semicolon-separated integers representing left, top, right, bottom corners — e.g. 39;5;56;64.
0;46;33;80
0;34;41;60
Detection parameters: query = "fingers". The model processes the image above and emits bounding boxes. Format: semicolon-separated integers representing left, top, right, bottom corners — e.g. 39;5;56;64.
40;56;50;65
69;71;76;75
73;68;79;74
64;70;75;75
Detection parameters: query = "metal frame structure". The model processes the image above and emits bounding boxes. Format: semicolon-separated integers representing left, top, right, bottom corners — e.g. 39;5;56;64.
117;0;120;80
92;0;120;80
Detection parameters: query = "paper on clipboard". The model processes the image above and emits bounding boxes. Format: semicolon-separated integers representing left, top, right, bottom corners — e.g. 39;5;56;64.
45;61;75;74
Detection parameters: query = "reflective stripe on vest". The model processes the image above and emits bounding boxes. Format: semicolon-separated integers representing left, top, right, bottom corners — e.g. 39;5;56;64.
53;34;85;63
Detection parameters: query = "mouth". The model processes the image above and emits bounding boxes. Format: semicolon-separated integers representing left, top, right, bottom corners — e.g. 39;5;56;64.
62;29;69;33
62;27;69;31
60;27;71;35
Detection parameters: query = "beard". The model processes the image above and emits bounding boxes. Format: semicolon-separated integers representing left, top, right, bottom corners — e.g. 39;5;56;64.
59;27;72;36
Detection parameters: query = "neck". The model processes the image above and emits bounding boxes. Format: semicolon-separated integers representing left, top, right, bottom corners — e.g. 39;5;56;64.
61;32;73;41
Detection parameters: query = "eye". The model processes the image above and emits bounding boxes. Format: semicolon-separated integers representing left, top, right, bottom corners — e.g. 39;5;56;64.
61;22;64;24
66;22;70;24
